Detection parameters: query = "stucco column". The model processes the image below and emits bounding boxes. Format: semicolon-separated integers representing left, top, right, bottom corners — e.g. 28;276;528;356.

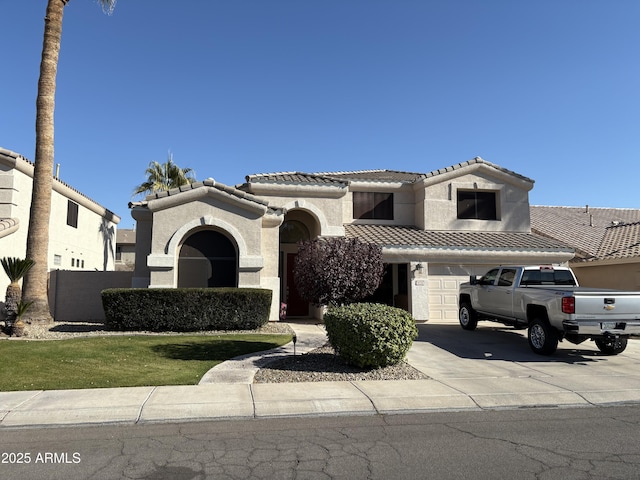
409;261;429;321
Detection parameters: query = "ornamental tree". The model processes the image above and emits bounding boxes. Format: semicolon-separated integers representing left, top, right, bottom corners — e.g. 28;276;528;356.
293;237;385;306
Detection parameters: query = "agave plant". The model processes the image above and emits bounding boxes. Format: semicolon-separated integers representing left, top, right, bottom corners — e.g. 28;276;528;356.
1;257;35;325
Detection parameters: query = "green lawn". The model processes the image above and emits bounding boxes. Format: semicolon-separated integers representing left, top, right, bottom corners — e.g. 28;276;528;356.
0;334;291;391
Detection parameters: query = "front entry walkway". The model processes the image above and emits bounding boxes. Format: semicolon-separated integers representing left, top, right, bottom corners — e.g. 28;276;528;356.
198;322;327;384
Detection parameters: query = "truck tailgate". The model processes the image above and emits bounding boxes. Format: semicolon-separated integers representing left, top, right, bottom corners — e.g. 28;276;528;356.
574;290;640;319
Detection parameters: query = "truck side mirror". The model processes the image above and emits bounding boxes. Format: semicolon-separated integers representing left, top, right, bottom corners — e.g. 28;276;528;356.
469;275;478;285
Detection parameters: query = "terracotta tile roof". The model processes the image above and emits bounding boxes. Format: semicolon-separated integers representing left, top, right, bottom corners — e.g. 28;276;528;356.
139;178;274;208
530;206;640;259
246;157;533;187
245;172;348;186
314;169;424;183
344;224;572;251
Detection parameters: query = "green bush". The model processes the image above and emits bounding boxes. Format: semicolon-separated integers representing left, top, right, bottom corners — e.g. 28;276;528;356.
102;288;272;332
324;303;418;369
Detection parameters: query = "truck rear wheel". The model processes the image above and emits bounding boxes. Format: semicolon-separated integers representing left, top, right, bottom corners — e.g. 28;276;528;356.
459;302;478;331
528;318;558;355
595;337;627;355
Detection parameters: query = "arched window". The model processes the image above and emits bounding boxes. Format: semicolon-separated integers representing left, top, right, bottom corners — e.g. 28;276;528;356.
279;220;310;244
178;230;237;287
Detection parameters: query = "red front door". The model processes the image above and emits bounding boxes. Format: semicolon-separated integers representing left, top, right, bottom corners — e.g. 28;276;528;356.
286;253;309;317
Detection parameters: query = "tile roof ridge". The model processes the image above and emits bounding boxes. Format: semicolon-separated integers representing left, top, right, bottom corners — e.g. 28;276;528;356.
606;220;640;229
246;171;343;180
532;204;640;211
421;156;533;183
248;171;302;178
313;169;387;175
315;168;425;176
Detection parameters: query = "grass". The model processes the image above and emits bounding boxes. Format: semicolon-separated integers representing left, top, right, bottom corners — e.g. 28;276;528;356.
0;334;291;391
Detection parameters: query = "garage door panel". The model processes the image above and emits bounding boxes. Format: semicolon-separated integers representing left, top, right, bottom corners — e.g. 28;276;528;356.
428;264;490;324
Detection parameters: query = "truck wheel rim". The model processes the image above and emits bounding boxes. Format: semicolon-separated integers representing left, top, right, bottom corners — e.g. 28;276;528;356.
460;308;469;326
530;324;545;349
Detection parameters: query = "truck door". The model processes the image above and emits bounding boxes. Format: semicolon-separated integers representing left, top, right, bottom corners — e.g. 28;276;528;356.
493;267;518;318
475;268;500;312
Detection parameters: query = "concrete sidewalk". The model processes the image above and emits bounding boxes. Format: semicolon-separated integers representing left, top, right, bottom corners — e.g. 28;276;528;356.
3;322;640;429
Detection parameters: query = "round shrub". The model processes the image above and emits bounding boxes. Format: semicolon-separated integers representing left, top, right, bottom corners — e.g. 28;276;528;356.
324;303;418;369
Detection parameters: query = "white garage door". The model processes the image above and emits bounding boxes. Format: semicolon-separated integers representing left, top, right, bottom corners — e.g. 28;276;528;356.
427;264;489;323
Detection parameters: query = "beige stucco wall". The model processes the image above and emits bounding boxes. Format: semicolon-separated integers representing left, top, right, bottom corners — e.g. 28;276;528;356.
137;186;285;320
416;164;533;232
571;260;640;291
49;270;133;322
280;197;344;237
146;196;266;288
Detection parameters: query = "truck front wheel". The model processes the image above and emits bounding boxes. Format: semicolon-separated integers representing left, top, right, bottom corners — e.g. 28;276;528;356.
528;318;558;355
459;302;478;331
595;337;628;355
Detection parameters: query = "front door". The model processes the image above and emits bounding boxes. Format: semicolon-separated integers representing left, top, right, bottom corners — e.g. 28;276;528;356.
285;253;309;317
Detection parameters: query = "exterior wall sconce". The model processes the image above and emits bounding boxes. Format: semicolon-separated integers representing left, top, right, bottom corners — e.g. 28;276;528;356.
416;263;423;271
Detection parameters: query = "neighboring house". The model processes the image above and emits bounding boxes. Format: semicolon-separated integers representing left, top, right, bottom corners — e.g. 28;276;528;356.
115;228;136;271
130;157;574;322
0;147;121;316
531;205;640;291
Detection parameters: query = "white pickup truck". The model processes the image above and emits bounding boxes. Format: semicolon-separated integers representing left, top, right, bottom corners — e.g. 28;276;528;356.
458;265;640;355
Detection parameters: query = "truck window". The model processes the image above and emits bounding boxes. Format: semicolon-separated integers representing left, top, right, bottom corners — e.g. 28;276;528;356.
480;268;499;285
553;270;577;286
497;268;517;286
520;269;577;286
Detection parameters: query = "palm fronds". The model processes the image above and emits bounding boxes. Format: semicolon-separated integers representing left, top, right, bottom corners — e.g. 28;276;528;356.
1;257;35;283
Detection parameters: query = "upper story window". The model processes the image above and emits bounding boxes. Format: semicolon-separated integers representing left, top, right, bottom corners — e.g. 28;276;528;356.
457;190;497;220
353;192;393;220
67;200;79;228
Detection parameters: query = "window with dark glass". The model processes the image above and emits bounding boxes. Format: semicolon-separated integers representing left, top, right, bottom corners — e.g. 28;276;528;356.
279;220;310;244
67;200;79;228
353;192;393;220
178;230;237;288
457;190;497;220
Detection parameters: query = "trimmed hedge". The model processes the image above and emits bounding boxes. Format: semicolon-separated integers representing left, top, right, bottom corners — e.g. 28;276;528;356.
101;288;272;332
324;303;418;369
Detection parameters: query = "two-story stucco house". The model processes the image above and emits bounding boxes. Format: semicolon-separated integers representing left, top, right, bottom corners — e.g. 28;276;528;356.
129;158;574;322
0;147;120;314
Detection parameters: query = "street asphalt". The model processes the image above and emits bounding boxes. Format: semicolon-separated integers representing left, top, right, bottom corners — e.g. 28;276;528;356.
2;320;640;429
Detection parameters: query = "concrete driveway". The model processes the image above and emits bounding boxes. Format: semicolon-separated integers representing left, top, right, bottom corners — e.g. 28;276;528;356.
408;321;640;408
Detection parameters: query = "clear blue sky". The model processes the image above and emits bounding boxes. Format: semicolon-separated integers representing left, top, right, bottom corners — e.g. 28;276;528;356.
2;1;639;229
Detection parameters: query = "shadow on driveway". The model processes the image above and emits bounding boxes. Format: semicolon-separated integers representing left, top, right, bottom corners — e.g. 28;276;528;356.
415;322;609;365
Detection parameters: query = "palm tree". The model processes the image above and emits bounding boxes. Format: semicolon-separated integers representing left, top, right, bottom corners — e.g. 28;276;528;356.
22;0;117;324
133;153;197;197
1;257;35;326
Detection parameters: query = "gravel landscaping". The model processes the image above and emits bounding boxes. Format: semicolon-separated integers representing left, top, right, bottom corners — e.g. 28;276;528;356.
253;344;428;383
1;320;427;383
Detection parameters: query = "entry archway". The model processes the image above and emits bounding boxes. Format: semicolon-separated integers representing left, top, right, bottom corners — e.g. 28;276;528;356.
279;210;318;317
178;229;238;287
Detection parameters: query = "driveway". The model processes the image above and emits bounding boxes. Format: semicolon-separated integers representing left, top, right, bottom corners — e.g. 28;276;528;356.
407;322;640;408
